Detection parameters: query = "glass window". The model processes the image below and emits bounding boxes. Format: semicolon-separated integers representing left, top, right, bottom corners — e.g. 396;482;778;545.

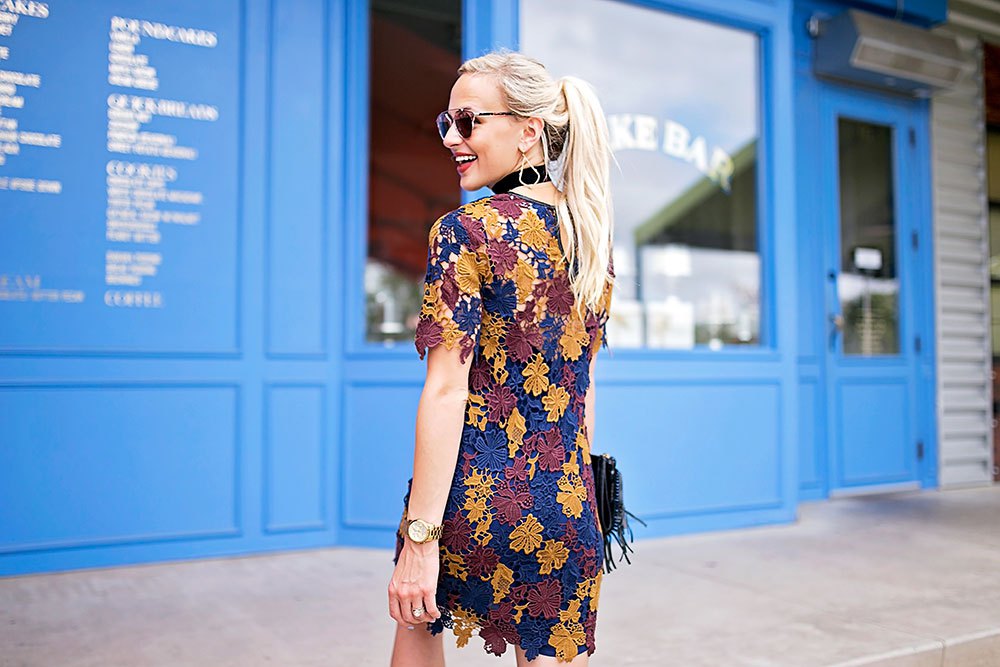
365;0;462;345
836;118;899;356
521;0;761;349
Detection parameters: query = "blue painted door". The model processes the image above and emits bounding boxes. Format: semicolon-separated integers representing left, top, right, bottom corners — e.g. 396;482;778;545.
820;86;924;494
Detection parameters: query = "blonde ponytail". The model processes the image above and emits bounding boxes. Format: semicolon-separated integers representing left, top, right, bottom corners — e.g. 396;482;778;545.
457;50;614;315
553;76;614;314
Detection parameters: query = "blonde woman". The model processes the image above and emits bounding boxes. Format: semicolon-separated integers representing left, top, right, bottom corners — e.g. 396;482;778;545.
388;49;615;666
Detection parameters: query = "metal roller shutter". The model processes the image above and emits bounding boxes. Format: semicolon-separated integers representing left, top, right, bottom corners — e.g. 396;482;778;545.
932;2;995;486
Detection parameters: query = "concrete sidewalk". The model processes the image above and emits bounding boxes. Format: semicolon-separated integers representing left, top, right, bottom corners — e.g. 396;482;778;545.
1;486;998;667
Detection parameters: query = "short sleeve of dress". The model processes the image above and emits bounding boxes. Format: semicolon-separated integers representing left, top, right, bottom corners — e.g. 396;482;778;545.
413;209;485;364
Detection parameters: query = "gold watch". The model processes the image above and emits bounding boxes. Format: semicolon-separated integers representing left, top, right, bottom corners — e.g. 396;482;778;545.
401;515;443;544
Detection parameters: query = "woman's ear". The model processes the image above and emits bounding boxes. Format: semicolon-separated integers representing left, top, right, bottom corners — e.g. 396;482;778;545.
518;117;545;154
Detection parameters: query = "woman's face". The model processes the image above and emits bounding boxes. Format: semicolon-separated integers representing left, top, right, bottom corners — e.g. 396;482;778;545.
442;73;524;192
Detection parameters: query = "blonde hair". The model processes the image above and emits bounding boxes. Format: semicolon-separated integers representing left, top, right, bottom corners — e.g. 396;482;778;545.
458;50;614;315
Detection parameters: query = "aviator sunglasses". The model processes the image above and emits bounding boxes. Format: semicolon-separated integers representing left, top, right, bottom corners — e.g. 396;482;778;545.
436;108;517;140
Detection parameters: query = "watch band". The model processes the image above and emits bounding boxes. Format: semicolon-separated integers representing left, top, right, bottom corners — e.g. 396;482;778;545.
421;522;444;541
399;513;444;543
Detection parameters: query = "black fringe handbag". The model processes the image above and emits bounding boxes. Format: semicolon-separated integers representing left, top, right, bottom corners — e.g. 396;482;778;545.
590;452;645;573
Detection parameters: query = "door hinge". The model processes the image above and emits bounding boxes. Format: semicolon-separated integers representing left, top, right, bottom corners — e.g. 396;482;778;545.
911;230;919;250
909;127;916;147
914;335;922;353
917;440;924;460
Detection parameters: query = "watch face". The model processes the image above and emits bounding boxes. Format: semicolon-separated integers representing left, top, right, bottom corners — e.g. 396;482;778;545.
408;520;428;542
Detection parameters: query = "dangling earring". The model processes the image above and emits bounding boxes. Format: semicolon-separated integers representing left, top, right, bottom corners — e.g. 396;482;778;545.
517;149;542;187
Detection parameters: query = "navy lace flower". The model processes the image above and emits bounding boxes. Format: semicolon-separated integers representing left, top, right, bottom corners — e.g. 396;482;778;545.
484;278;518;316
473;427;508;471
454;297;482;336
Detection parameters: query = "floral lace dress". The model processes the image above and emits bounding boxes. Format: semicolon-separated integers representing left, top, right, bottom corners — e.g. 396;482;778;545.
396;192;613;662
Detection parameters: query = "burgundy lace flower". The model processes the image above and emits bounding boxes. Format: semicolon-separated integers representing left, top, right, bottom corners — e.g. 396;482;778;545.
486;384;517;421
526;579;562;619
488;239;517;275
560;365;577;392
414;319;443;360
510;583;532;605
464;546;499;578
479;622;508;657
470;362;491;392
442;514;472;553
491;194;525;219
522;431;545;457
516;300;537;324
461;213;486;247
440;271;460;309
563;522;583;553
537;428;566;472
504;455;529;482
494;482;533;525
547;276;575;316
506;324;540;362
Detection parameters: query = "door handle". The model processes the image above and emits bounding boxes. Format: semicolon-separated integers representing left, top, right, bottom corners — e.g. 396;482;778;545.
830;314;844;331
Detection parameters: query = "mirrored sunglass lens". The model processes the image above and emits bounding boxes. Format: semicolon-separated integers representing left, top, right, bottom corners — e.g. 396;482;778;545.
436;112;451;139
454;111;474;138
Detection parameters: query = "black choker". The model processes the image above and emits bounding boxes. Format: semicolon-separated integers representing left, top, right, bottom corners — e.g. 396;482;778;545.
490;164;550;194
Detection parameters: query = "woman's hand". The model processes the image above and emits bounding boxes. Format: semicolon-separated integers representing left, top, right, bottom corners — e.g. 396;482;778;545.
388;539;442;627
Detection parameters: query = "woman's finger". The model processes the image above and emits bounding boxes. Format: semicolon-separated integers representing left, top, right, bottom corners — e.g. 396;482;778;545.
388;597;399;624
422;590;441;620
401;593;424;625
388;593;405;625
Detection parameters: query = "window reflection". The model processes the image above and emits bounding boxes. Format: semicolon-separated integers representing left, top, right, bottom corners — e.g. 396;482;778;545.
521;0;761;349
837;118;899;356
365;0;462;345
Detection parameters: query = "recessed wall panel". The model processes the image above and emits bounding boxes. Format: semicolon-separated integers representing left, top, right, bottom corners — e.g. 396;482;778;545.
600;382;782;517
342;383;417;528
837;380;911;484
0;385;239;551
265;0;326;356
0;1;241;353
264;384;325;532
798;378;821;489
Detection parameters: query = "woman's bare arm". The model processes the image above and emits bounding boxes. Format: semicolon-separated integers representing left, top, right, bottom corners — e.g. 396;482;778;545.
388;342;472;627
407;343;473;525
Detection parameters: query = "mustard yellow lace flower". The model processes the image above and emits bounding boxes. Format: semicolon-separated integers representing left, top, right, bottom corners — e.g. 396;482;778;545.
589;573;602;611
575;426;590;461
523;354;550;396
491;563;514;603
449;605;482;648
466;393;487;430
557;473;587;518
463;495;489;524
515;258;537;300
506;407;526;457
463;468;495;500
559;317;590;361
442;548;468;581
560;598;582;624
491;347;509;384
543;385;570;422
548;621;586;661
519;208;548;249
455;251;481;295
536;539;570;574
509;513;544;554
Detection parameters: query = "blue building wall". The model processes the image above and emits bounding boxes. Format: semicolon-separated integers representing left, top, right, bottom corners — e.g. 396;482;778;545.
0;0;943;575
